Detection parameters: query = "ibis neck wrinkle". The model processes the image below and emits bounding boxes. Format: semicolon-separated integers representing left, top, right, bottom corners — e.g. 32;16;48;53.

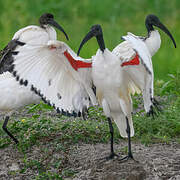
145;22;154;35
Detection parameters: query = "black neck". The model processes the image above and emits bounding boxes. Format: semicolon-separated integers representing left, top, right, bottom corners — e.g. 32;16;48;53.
145;21;154;35
96;34;105;52
40;23;48;29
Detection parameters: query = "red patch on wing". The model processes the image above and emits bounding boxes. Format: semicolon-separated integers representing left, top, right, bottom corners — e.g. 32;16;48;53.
121;53;140;67
64;50;92;71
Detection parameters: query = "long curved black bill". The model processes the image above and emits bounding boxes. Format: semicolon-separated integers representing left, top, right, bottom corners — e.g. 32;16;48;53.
156;22;176;48
48;20;69;41
77;30;94;56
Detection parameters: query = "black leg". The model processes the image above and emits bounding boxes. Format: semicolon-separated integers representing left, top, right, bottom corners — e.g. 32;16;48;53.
106;117;118;160
82;106;88;120
147;98;162;118
2;116;19;144
126;117;133;158
152;98;162;112
147;105;156;119
120;117;134;161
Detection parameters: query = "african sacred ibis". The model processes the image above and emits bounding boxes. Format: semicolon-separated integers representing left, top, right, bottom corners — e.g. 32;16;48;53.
13;13;69;44
0;72;41;144
0;13;69;74
0;13;72;143
77;24;139;160
1;13;97;122
112;14;176;116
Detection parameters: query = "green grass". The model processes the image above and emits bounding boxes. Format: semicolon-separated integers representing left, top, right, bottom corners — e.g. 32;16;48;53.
0;105;113;150
0;1;180;178
0;73;180;178
0;0;180;80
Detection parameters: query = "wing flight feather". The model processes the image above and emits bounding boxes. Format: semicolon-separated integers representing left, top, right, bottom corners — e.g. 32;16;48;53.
11;40;96;116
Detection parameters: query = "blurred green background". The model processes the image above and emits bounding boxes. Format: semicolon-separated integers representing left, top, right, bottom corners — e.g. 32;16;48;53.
0;0;179;80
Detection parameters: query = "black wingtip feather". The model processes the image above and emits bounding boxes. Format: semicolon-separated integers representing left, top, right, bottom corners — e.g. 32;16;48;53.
8;65;15;73
12;71;17;76
56;108;60;113
16;41;25;46
78;111;81;117
52;103;56;108
3;45;79;118
72;111;78;117
24;80;28;86
19;79;24;85
12;51;19;55
16;76;19;81
11;65;79;118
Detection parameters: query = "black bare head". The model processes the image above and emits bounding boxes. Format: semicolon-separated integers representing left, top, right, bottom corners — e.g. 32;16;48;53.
77;24;105;56
39;13;69;40
145;14;176;48
39;13;54;26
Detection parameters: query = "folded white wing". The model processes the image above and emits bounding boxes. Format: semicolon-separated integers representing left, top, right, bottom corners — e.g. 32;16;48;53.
11;40;97;116
112;40;141;95
121;33;153;75
112;40;136;62
112;33;154;113
121;33;154;92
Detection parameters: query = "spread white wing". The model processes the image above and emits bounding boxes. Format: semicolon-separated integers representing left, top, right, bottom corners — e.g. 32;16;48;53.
11;40;97;116
9;29;97;116
0;25;57;73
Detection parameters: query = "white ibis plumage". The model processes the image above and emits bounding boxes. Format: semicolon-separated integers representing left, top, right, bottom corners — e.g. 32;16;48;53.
0;13;96;143
0;13;70;143
1;13;97;121
112;14;176;116
77;24;140;160
0;13;69;74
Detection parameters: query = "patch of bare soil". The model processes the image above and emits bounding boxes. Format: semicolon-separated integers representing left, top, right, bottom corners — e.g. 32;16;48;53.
0;142;180;179
0;95;179;179
69;142;180;180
